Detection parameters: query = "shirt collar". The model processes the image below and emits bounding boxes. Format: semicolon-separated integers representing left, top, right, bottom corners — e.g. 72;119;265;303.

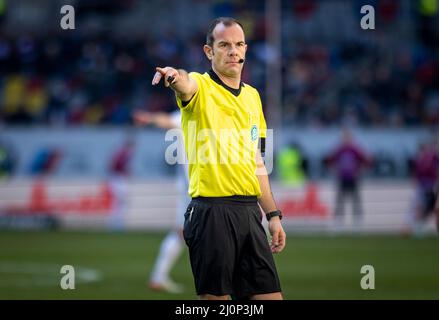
207;69;244;97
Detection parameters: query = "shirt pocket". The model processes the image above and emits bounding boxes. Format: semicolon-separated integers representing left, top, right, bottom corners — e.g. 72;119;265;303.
183;204;196;245
183;203;205;247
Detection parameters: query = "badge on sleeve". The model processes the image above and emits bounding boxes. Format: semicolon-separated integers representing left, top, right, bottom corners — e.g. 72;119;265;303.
251;125;258;141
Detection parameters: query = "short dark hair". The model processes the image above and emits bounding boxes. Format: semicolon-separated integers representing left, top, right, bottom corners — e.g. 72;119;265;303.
206;17;244;47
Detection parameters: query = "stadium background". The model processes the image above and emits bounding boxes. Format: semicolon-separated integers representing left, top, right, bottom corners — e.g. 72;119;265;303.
0;0;438;299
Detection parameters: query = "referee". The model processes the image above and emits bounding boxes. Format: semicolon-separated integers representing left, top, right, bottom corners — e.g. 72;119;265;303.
152;17;286;300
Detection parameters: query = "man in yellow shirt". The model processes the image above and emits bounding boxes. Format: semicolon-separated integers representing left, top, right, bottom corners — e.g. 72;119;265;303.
152;17;285;300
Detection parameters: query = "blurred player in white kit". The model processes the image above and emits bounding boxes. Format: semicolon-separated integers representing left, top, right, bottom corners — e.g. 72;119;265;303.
133;109;189;293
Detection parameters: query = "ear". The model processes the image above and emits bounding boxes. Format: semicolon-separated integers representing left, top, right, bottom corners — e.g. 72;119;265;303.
203;45;213;61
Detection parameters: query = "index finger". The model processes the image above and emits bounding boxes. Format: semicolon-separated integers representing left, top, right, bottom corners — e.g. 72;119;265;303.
155;67;167;75
152;71;163;85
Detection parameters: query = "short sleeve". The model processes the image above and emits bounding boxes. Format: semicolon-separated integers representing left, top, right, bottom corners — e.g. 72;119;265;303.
256;91;267;139
175;72;203;112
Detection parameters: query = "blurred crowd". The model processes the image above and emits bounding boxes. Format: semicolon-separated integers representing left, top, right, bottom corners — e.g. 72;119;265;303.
0;32;205;126
0;0;437;128
281;42;438;128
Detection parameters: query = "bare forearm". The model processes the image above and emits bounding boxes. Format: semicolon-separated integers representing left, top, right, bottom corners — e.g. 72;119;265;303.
257;157;286;253
256;150;277;212
257;173;277;213
172;69;194;100
132;111;177;129
152;113;177;130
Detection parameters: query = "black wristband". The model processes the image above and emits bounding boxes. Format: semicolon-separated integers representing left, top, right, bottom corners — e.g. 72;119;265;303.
266;210;282;221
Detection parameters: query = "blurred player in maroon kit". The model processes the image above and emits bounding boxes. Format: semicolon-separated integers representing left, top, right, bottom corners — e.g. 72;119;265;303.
404;140;439;236
325;129;372;231
435;196;439;233
108;137;135;231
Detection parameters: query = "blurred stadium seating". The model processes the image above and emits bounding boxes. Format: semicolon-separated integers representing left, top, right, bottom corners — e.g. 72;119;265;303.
0;0;437;128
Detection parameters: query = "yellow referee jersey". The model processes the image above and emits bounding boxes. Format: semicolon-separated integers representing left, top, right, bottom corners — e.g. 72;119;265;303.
176;70;267;198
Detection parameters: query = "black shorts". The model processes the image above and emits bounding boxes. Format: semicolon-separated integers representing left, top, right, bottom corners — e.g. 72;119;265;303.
339;179;358;192
183;196;282;298
422;187;437;217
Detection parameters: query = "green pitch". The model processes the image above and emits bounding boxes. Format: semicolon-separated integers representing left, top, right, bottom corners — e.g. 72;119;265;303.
0;230;438;299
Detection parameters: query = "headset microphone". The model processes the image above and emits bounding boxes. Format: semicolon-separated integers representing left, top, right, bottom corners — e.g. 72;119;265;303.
238;59;245;63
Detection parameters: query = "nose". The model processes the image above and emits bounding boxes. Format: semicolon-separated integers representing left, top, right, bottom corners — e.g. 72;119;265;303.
228;45;238;56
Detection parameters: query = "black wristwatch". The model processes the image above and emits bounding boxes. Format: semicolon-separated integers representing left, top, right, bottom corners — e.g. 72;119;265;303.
266;210;283;221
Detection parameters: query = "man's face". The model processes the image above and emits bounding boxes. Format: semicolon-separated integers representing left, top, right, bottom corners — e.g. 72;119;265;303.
204;23;247;77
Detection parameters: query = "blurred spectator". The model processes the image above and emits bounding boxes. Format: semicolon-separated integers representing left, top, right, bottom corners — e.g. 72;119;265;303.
29;147;62;176
403;139;439;236
324;129;372;231
107;136;135;231
0;139;16;180
416;0;439;50
435;193;439;233
276;142;308;187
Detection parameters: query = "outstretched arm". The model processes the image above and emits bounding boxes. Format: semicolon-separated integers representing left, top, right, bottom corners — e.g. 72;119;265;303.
152;67;198;102
132;111;177;130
